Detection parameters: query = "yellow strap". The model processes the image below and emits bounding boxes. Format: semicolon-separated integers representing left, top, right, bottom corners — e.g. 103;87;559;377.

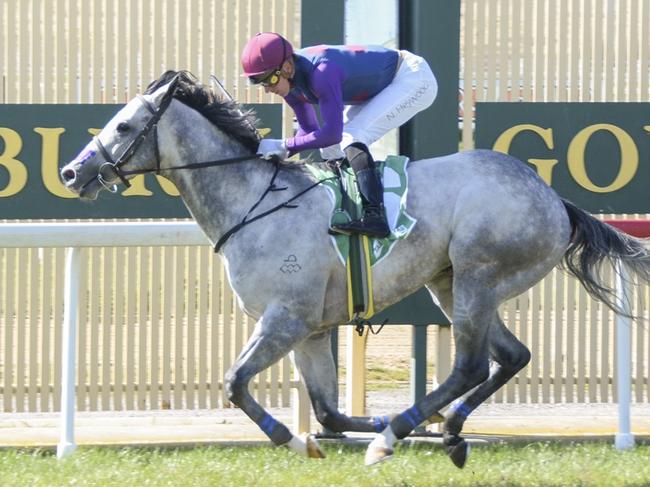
360;235;375;319
346;254;355;320
346;235;375;320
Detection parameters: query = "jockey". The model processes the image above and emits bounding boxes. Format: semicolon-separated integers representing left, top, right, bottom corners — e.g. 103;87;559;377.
241;32;437;238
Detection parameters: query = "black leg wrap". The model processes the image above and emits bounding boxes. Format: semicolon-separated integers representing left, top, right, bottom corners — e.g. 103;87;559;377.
390;414;416;440
258;411;293;445
319;411;350;433
314;409;349;438
316;410;387;435
269;422;293;446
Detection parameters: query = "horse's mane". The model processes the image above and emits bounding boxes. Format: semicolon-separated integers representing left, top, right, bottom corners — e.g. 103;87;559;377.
145;70;260;153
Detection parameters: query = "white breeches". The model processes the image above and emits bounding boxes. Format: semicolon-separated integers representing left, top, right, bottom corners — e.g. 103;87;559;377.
319;50;438;160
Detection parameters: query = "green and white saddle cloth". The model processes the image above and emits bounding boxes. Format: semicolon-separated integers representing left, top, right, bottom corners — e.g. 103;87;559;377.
306;155;417;267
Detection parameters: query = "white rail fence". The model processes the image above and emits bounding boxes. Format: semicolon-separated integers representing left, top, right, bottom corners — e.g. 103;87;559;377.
1;221;643;455
0;221;310;458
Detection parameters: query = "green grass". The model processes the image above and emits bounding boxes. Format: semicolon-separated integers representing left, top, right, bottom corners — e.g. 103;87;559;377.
347;364;436;391
367;366;410;383
2;441;650;487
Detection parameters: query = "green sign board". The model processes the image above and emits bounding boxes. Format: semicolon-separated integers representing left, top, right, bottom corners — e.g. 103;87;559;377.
0;103;282;219
475;102;650;213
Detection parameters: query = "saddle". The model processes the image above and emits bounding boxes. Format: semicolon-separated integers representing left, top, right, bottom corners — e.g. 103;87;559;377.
306;155;416;323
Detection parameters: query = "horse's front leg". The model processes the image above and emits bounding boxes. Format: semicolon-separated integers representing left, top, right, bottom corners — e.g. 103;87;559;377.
293;330;418;434
224;304;324;458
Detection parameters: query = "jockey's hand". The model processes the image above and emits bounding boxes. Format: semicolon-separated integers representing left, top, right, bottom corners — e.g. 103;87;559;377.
257;138;289;160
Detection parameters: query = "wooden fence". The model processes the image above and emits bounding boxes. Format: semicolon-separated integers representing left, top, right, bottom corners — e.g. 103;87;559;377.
460;0;650;146
0;0;300;105
432;265;650;405
0;243;303;413
0;0;302;413
456;0;650;404
0;0;648;414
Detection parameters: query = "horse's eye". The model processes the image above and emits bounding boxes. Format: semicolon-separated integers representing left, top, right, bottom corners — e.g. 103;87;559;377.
116;122;130;133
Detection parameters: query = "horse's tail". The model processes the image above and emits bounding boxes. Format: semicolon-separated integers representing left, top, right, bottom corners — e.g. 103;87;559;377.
561;198;650;316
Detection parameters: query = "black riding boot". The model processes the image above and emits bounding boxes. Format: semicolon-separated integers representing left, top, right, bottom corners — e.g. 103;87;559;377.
330;143;390;238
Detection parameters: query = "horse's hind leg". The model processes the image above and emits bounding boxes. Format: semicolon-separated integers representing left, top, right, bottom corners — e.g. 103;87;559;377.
292;330;396;434
425;266;454;319
442;313;531;467
423;268;455;425
224;304;322;457
366;270;493;465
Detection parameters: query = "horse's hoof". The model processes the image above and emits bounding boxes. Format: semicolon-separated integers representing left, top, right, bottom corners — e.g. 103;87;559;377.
364;445;394;466
447;439;470;469
303;433;326;459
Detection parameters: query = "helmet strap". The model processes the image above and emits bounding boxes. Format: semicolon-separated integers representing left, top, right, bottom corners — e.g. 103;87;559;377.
281;58;293;79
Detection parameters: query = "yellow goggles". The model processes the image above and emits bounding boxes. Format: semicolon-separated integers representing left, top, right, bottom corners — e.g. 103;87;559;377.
250;70;281;87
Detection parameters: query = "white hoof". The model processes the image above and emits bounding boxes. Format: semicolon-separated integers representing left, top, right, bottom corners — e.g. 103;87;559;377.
285;433;325;459
304;433;326;459
365;425;397;466
365;444;394;466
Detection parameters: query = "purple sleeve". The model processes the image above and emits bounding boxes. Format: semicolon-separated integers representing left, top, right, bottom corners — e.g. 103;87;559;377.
284;62;345;152
285;93;320;138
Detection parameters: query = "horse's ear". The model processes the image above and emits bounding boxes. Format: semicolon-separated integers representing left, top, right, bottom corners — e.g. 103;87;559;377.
146;79;178;105
145;70;183;97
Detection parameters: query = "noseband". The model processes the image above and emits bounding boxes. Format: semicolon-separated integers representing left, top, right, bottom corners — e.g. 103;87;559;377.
92;76;180;192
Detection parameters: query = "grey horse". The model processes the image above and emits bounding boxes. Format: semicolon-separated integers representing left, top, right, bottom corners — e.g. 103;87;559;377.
60;71;650;467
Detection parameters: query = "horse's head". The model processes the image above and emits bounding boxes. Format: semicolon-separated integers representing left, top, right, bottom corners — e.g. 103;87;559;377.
62;70;261;201
60;73;180;200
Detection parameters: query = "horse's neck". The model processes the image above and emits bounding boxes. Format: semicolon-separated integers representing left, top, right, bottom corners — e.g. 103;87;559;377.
159;103;273;246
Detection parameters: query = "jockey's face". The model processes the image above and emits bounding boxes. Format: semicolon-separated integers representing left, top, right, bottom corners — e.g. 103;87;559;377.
263;59;292;97
264;76;290;97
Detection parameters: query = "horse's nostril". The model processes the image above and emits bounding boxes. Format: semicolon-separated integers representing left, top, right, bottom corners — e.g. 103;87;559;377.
61;168;77;183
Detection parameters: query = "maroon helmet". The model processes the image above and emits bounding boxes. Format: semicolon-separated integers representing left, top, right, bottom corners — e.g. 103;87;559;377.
241;32;293;77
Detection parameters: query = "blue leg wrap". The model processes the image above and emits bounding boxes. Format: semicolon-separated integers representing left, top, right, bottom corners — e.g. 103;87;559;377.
259;413;278;437
399;406;425;429
371;415;391;433
451;401;472;419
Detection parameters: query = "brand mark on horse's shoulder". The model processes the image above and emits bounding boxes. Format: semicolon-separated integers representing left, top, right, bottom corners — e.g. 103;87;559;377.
280;255;302;274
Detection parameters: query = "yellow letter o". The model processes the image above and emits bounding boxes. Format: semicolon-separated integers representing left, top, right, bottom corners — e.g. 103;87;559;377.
567;124;638;193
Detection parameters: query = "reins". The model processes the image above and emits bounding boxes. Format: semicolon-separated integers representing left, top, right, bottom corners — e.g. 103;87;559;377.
213;161;337;253
123;151;337;254
118;154;259;177
91;74;338;253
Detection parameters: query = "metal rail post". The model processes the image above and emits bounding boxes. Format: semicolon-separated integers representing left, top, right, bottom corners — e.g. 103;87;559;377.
57;247;81;459
615;261;635;450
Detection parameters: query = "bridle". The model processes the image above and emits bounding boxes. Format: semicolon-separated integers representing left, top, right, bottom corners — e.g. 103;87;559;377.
92;75;181;192
91;74;256;193
86;73;337;253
